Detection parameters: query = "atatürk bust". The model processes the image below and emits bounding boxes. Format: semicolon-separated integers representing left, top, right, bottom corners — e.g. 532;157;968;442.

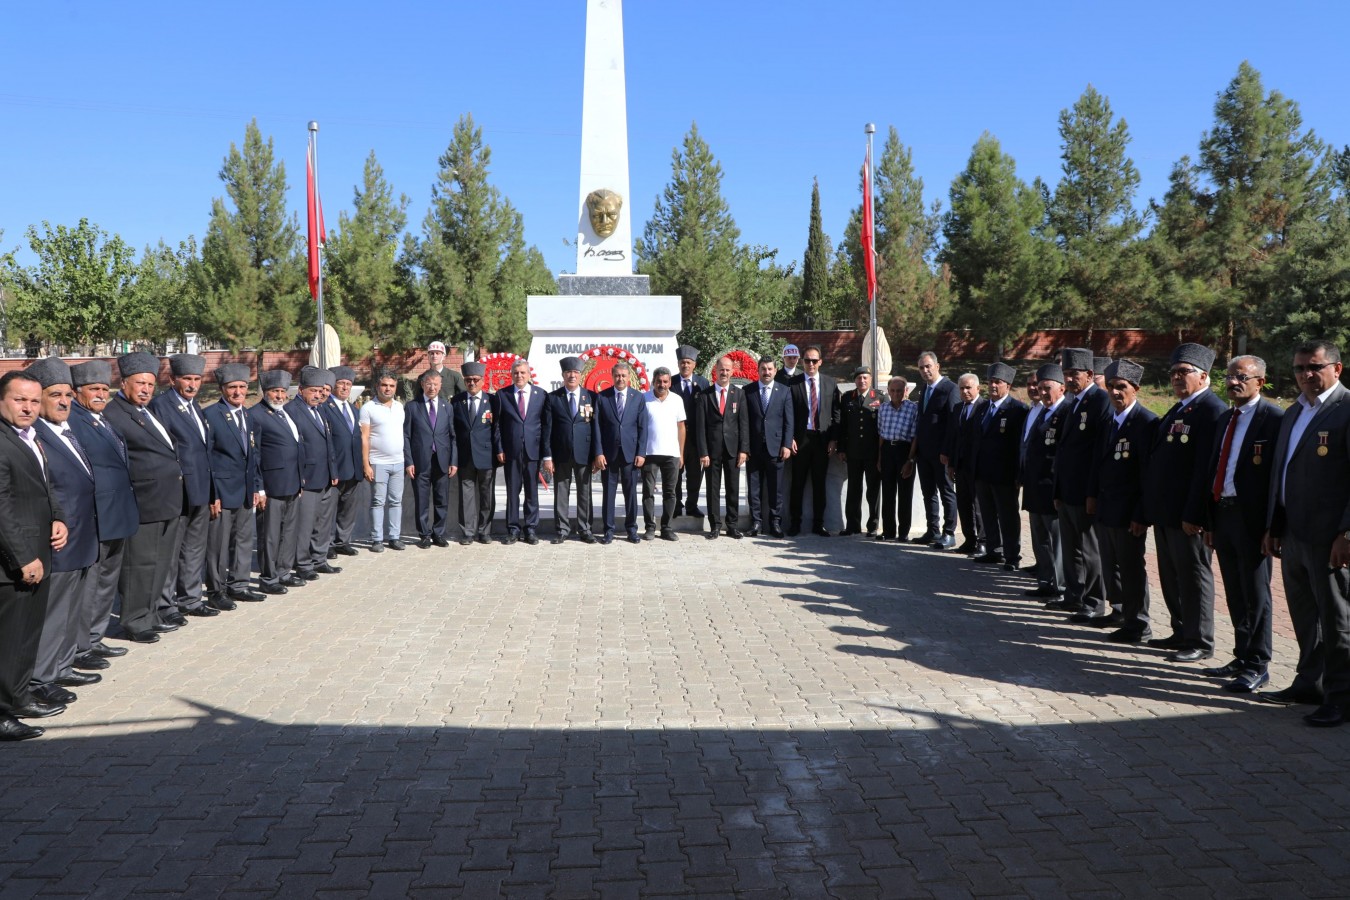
585;188;623;238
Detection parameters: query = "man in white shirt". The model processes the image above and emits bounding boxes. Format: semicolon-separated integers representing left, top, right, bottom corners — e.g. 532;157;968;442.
360;372;407;551
640;368;687;541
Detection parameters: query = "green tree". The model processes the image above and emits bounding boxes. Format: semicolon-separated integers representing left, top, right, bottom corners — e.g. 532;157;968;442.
405;114;553;354
324;151;410;359
940;133;1061;356
798;179;829;323
1048;85;1152;332
193;119;307;358
133;237;203;345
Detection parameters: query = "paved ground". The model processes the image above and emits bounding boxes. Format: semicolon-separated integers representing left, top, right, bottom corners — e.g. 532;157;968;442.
2;513;1348;898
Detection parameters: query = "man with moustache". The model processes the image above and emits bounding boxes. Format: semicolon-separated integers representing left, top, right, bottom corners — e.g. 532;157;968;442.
361;371;407;552
149;354;215;620
324;366;366;558
672;346;709;518
288;367;341;581
450;362;500;545
1020;365;1067;599
696;355;749;540
910;352;961;549
973;362;1029;569
27;357;99;709
405;370;457;548
102;352;185;642
0;370;69;740
252;370;306;594
202;364;264;610
594;360;647;544
745;357;794;538
496;360;547;546
543;357;600;544
944;373;987;557
1051;348;1113;617
878;376;919;542
788;346;840;537
639;367;687;542
66;361;138;668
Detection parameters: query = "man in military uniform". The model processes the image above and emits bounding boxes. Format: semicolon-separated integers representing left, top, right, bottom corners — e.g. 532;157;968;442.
672;345;709;517
839;366;884;537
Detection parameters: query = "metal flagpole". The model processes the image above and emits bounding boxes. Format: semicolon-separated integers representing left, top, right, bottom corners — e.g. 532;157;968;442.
309;120;326;368
864;122;877;380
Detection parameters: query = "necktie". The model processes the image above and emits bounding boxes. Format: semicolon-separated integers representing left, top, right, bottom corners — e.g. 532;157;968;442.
684;379;691;397
983;403;996;428
94;416;127;463
61;424;92;474
964;402;972;422
517;389;526;419
616;390;625;417
343;401;355;431
570;392;578;417
310;407;325;435
1212;411;1239;501
923;384;933;411
234;408;248;447
761;386;769;408
428;400;437;430
472;396;480;419
19;427;45;474
719;387;726;415
808;378;818;430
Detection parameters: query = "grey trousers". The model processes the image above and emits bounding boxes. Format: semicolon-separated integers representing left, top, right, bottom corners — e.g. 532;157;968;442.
458;467;496;539
161;504;210;612
1058;503;1104;612
1280;535;1350;701
206;504;256;594
1028;512;1064;591
32;567;91;685
83;538;123;650
258;493;300;587
553;462;594;538
333;478;366;546
976;481;1021;563
1153;524;1215;651
297;485;337;571
1098;525;1151;632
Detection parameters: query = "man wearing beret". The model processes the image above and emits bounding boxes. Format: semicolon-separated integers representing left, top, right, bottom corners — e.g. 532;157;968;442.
289;367;342;581
839;367;884;537
102;352;186;642
543;357;601;543
672;345;709;518
252;370;306;593
1051;348;1113;617
1020;364;1067;598
973;362;1029;569
324;366;366;558
202;364;264;609
1143;342;1226;662
451;362;501;544
149;354;216;620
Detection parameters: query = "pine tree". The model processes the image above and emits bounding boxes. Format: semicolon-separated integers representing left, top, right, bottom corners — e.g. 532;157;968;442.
940;133;1060;356
798;179;830;324
132;237;203;345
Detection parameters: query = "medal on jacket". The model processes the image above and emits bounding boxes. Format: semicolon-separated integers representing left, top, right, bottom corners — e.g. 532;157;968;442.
1252;441;1263;465
1044;426;1056;446
999;416;1007;433
1115;439;1129;460
1167;420;1181;443
1180;424;1190;444
1079;410;1088;431
1318;431;1330;456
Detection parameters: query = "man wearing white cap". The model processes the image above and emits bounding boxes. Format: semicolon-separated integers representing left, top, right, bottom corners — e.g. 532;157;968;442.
775;344;803;386
415;341;467;402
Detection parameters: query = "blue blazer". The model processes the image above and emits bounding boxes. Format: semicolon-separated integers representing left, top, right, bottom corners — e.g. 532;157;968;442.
322;396;363;482
745;381;795;460
249;403;303;498
203;400;259;510
595;386;647;464
496;384;549;461
974;397;1030;486
1142;388;1227;527
403;395;457;472
67;403;139;542
544;387;599;468
1089;403;1159;529
915;377;960;462
149;390;213;507
286;397;338;490
34;419;99;572
451;391;502;472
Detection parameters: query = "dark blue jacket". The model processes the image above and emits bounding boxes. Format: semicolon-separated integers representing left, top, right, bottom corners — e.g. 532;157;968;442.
250;403;303;498
322;396;363;482
34;419;99;572
745;380;794;460
67;403;139;542
1142;388;1227;527
1088;402;1158;529
595;386;648;464
451;391;502;472
1199;398;1284;534
403;395;457;472
496;384;549;461
149;390;213;507
102;393;185;524
203;400;259;510
1053;384;1114;505
544;387;599;468
1020;400;1066;516
974;396;1029;486
286;397;338;491
915;376;960;462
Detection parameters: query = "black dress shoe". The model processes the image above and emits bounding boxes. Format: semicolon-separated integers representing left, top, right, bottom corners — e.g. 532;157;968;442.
1002;562;1018;572
627;532;641;544
660;528;678;542
746;527;761;537
55;671;101;687
768;528;786;538
1023;586;1063;598
327;549;338;560
368;542;385;553
967;545;987;557
185;605;220;618
209;595;238;611
474;535;492;545
953;540;977;554
708;530;720;540
911;533;939;544
672;504;684;517
258;583;289;595
643;528;657;541
813;527;832;537
1067;612;1099;624
1304;702;1349;727
295;570;320;581
119;630;160;643
579;533;598;545
840;528;859;537
1202;660;1245;679
73;652;111;671
973;553;1004;565
0;715;43;741
599;534;613;545
388;540;406;551
151;622;179;634
31;684;76;705
280;575;306;588
525;533;540;545
334;544;360;557
1106;628;1150;644
1087;612;1125;628
459;538;473;546
163;612;187;627
1225;671;1269;693
1019;563;1038;573
502;534;519;545
314;563;342;575
1169;648;1213;662
13;700;65;719
686;507;704;518
727;529;743;540
433;536;450;548
1043;598;1079;611
417;537;432;549
1146;634;1185;649
787;526;802;537
551;535;567;545
1255;685;1322;705
89;642;128;658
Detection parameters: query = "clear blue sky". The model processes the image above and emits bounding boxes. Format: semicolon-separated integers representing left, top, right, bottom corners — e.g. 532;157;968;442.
3;1;1347;277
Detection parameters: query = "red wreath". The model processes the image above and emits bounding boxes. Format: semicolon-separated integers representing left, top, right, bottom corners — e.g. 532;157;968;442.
479;353;537;393
707;348;760;383
579;345;650;393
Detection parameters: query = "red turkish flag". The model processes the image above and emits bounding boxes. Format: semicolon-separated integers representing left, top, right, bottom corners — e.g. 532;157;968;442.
860;149;876;305
306;144;326;301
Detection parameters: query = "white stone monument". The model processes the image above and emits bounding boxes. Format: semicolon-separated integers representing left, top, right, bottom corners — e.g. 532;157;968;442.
526;0;681;390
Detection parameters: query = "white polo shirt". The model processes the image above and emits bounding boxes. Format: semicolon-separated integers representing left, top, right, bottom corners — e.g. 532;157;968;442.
642;391;687;457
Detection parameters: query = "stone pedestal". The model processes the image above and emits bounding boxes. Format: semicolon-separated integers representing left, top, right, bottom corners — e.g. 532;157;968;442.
527;293;682;390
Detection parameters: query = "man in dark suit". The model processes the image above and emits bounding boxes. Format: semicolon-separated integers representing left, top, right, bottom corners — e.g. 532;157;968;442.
1020;365;1067;598
324;366;366;557
103;352;186;642
251;370;306;595
944;374;987;557
1192;355;1283;692
696;355;749;539
543;357;600;544
839;367;884;537
595;360;648;544
1052;348;1113;617
202;364;263;610
451;362;501;544
67;361;138;669
673;345;709;517
496;359;548;545
788;345;840;536
405;369;457;548
972;362;1029;569
1142;343;1227;663
288;367;341;580
1088;361;1158;642
148;353;215;620
1263;340;1350;724
28;358;99;709
0;370;69;740
910;352;961;548
746;357;794;538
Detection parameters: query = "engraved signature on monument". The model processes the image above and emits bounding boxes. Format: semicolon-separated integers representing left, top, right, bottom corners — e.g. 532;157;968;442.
583;247;628;261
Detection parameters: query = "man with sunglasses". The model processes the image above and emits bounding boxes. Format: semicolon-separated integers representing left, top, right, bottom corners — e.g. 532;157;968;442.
787;346;840;537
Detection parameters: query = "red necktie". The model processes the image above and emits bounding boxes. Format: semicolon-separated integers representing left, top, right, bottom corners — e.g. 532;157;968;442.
1212;411;1239;501
809;378;818;430
719;388;726;415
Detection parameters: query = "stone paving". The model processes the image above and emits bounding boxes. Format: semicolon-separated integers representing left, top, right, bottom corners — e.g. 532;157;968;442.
1;518;1348;898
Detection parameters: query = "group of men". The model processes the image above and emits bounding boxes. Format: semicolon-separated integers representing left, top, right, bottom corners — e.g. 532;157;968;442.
904;341;1350;727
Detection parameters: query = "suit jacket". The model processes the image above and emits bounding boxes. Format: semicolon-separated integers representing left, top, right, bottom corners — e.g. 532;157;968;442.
1088;403;1159;528
946;399;988;475
0;422;64;584
745;381;794;460
1268;383;1350;543
322;396;363;482
149;390;213;507
1141;388;1227;527
974;397;1029;486
1019;401;1066;515
695;383;750;460
286;398;338;490
451;391;502;472
789;374;841;444
103;393;185;524
67;403;139;542
544;387;599;468
915;377;960;462
34;419;98;572
840;388;885;459
1200;398;1283;535
1052;384;1113;505
595;386;647;464
404;394;457;472
496;384;549;461
203;400;259;510
249;403;303;498
675;374;710;452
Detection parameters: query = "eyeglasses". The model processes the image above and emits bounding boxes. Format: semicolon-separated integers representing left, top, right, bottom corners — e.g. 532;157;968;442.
1225;374;1262;383
463;377;482;383
1293;362;1334;374
1169;368;1200;379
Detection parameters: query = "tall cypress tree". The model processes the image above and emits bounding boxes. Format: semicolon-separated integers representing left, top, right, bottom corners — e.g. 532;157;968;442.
798;179;830;324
